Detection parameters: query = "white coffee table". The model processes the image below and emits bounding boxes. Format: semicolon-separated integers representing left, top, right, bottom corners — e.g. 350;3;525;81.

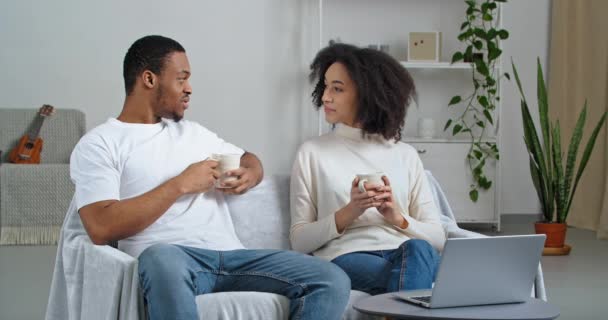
354;292;560;320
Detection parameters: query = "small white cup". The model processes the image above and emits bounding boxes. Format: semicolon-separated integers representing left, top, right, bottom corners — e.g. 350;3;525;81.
210;153;241;187
417;118;436;138
356;172;386;192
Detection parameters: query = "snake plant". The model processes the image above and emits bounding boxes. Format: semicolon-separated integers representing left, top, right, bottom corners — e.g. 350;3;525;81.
512;58;607;223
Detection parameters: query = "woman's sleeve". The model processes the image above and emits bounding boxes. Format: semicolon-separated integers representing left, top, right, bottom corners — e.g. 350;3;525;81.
397;154;447;251
289;146;343;254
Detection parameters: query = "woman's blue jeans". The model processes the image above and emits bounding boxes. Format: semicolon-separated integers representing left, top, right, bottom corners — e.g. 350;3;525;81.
138;244;351;320
331;239;440;295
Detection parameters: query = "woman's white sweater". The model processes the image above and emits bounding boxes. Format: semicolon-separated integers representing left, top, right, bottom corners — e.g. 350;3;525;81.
290;124;446;261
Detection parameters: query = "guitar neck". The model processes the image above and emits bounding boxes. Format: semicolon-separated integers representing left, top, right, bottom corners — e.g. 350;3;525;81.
27;114;47;141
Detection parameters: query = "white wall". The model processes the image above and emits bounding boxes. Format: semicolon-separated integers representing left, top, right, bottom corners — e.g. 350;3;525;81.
0;0;320;175
500;0;551;214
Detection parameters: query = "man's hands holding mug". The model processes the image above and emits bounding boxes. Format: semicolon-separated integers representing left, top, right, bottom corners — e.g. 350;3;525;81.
218;167;258;195
174;154;258;196
175;159;221;194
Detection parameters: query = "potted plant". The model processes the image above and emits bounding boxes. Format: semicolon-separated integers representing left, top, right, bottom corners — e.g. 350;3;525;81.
512;58;607;249
447;0;509;202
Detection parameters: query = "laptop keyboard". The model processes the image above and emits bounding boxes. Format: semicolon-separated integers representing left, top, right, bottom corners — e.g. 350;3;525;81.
411;296;432;303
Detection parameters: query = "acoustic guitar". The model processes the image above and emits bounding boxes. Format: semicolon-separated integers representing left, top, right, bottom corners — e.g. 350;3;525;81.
8;105;56;164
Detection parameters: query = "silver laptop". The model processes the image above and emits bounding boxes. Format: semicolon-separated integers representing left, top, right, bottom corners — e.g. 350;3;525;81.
394;234;545;308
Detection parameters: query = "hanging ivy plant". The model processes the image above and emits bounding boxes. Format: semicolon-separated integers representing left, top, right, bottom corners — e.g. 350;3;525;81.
445;0;509;202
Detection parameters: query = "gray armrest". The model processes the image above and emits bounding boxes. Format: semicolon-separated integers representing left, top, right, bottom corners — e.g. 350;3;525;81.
0;164;73;244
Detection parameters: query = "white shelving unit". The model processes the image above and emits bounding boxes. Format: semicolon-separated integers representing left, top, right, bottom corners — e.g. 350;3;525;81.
400;62;472;69
318;0;504;230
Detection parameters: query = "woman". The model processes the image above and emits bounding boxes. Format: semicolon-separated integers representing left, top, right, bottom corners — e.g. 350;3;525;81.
289;43;446;295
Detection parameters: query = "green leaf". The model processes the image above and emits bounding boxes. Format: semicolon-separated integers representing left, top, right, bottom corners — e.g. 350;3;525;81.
478;96;489;108
448;95;462;106
528;153;551;221
465;0;476;7
451;52;464;64
498;29;509;40
564;110;607;221
488;2;498;10
481;2;490;13
488;89;497;95
452;124;463;135
487;28;497;40
473;150;483;160
486;76;496;87
474;28;487;40
537;58;551;173
458;29;473;41
476;121;485;128
464;46;473;62
473;40;483;50
460;21;470;30
488;46;502;61
469;189;479;202
520;98;554;220
483;13;493;21
504;72;511;80
551;121;565;223
475;59;489;76
443;119;453;131
483;109;494;125
511;59;527;104
479;176;492;189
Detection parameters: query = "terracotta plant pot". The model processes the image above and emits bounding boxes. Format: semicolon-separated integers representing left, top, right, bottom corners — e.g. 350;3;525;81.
534;222;567;248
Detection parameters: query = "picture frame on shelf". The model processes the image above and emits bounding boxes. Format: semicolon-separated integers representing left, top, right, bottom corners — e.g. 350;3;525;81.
408;31;442;62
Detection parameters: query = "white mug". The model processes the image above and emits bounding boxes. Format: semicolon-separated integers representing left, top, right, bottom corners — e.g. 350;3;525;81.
356;172;386;192
210;153;240;187
417;118;436;139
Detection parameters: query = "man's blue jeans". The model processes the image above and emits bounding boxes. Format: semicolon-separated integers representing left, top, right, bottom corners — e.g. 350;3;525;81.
138;244;351;320
331;239;440;295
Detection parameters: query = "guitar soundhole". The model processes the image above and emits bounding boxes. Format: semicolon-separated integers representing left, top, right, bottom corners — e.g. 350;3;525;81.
25;142;34;149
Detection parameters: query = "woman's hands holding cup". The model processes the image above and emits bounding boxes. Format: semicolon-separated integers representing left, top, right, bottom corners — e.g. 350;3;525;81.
348;175;407;229
375;176;407;228
348;177;386;216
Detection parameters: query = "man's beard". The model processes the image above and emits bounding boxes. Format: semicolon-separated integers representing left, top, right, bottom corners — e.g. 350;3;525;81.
155;86;183;122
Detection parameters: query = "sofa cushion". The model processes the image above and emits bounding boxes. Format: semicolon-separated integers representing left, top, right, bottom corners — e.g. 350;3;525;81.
195;290;377;320
225;175;291;250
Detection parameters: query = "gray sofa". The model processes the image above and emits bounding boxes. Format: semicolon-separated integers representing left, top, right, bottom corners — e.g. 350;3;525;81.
0;108;85;245
46;173;546;320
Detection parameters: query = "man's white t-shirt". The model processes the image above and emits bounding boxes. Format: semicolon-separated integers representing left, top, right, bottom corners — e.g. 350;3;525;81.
70;118;245;257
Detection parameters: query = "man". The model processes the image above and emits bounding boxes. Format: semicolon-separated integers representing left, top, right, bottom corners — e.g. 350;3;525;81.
71;35;350;320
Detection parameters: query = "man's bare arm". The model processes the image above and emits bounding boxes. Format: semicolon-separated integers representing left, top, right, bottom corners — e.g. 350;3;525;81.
79;159;219;245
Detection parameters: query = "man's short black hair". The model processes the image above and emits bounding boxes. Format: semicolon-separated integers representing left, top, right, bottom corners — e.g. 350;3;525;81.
123;35;185;95
310;43;416;141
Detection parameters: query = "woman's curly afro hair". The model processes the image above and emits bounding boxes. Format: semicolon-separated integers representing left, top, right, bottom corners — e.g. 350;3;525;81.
310;43;416;141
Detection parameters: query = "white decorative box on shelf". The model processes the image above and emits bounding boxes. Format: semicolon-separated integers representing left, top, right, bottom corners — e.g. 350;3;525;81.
400;61;472;69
